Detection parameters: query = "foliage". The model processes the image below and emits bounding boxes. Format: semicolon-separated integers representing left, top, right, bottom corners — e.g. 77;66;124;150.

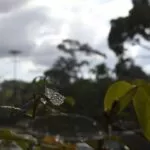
58;39;106;58
0;75;110;150
104;79;150;141
108;0;150;56
104;81;133;112
0;76;79;150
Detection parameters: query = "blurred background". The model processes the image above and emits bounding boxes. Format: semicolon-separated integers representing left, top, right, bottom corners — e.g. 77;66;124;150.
0;0;150;149
0;0;148;114
0;0;150;134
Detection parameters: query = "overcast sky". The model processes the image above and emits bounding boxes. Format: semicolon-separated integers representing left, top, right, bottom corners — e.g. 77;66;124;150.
0;0;148;82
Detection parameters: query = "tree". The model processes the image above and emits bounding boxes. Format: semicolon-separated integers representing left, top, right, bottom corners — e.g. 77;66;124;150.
132;0;149;5
108;0;150;56
91;63;109;81
44;56;89;89
58;39;106;58
0;80;30;106
43;39;111;117
45;39;106;88
115;57;148;80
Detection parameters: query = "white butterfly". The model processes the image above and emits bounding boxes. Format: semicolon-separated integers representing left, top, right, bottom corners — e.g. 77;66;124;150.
44;88;65;106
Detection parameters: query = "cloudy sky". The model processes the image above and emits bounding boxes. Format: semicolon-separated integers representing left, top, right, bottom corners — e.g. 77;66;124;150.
0;0;147;82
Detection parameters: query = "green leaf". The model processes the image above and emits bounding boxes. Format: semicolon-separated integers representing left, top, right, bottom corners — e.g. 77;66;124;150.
104;81;132;112
34;146;41;150
133;79;150;96
0;129;37;144
16;141;29;150
26;108;33;117
133;87;150;141
117;86;137;113
64;97;75;106
132;79;147;86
